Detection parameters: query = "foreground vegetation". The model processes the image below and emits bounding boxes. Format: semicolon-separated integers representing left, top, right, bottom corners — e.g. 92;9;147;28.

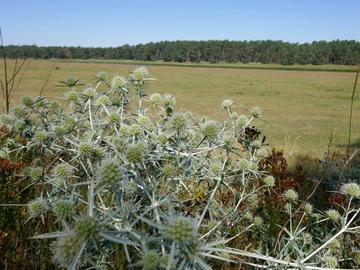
1;67;360;269
4;39;360;65
1;59;359;155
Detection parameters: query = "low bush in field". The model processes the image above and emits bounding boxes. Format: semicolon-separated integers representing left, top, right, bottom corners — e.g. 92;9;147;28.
1;68;360;269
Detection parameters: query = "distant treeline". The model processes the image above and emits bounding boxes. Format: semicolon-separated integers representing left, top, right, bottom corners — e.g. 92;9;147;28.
3;40;360;65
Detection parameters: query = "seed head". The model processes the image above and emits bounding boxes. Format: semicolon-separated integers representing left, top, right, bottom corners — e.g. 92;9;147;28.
126;143;145;164
304;203;313;214
238;115;249;127
22;96;33;107
263;176;275;187
170;113;187;131
53;163;74;179
52;236;82;267
341;183;360;199
253;216;263;226
142;250;159;270
97;158;123;185
326;209;340;222
167;216;196;244
239;159;250;171
34;130;49;143
132;66;149;81
65;76;78;87
324;256;338;268
83;87;96;99
107;112;120;125
74;216;99;240
328;239;341;251
222;99;234;110
95;95;111;106
129;123;141;136
30;167;43;181
283;189;298;202
96;71;108;82
150;93;162;106
202;120;218;140
65;91;79;103
28;197;48;218
250;107;262;118
111;76;128;89
138;115;153;129
53;200;75;219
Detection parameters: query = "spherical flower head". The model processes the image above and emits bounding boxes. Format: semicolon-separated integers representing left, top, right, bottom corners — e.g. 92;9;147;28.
138;115;153;129
129;123;141;136
329;239;341;251
326;209;340;222
52;236;82;267
97;158;123;185
65;91;79;103
119;125;130;138
156;133;168;145
21;96;33;107
13;106;26;118
170;113;187;131
250;162;258;171
283;189;298;202
83;87;96;99
324;256;338;268
160;254;169;269
248;194;259;207
34;130;49;143
74;216;99;240
14;120;25;130
142;250;159;270
238;115;249;127
163;94;176;108
124;179;138;196
30;167;43;181
202;120;218;141
221;99;234;110
65;76;78;87
250;107;262;118
95;95;111;106
302;233;312;244
96;71;108;82
126;143;145;164
28;197;48;218
54;126;66;137
78;143;97;158
167;216;196;244
53;163;74;179
107;112;120;125
53;200;75;219
132;66;149;81
111;76;128;90
253;216;263;226
304;203;313;214
239;159;250;171
0;114;12;126
150;93;162;106
341;183;360;199
263;176;275;187
257;149;268;159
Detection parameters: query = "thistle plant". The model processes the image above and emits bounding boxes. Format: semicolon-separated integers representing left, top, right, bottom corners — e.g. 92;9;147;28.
1;67;360;269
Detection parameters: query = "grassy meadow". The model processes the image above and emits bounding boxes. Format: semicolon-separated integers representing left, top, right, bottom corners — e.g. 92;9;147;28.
2;59;359;156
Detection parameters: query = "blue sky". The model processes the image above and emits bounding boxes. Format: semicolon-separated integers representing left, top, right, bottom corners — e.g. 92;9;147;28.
1;0;360;47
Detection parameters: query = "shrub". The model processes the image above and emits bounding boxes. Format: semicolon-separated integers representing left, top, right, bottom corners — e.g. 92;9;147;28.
1;67;360;269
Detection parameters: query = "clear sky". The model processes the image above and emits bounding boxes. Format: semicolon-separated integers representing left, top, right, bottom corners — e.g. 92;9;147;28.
1;0;360;47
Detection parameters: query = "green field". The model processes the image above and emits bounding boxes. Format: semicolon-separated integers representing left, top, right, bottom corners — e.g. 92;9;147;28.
2;59;360;156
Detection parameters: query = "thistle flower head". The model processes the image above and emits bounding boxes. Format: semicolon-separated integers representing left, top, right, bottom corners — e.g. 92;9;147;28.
222;99;234;110
30;167;43;180
14;120;25;130
238;115;249;127
324;256;338;268
74;216;99;240
132;66;149;81
304;203;313;214
129;123;141;136
142;250;159;270
138;115;152;129
124;179;138;196
326;209;340;222
253;216;263;226
96;158;123;185
53;163;74;179
341;183;360;199
52;236;82;267
126;143;145;164
263;176;275;187
167;216;196;244
21;96;33;107
96;71;108;82
78;143;94;158
107;112;120;125
170;113;187;131
150;93;162;106
250;107;262;118
283;189;298;202
83;87;96;99
0;114;12;126
53;200;75;219
65;91;79;103
34;130;49;143
329;239;341;251
163;94;176;108
64;76;78;87
28;197;48;218
202;120;218;140
111;76;128;89
95;95;111;106
239;159;250;171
